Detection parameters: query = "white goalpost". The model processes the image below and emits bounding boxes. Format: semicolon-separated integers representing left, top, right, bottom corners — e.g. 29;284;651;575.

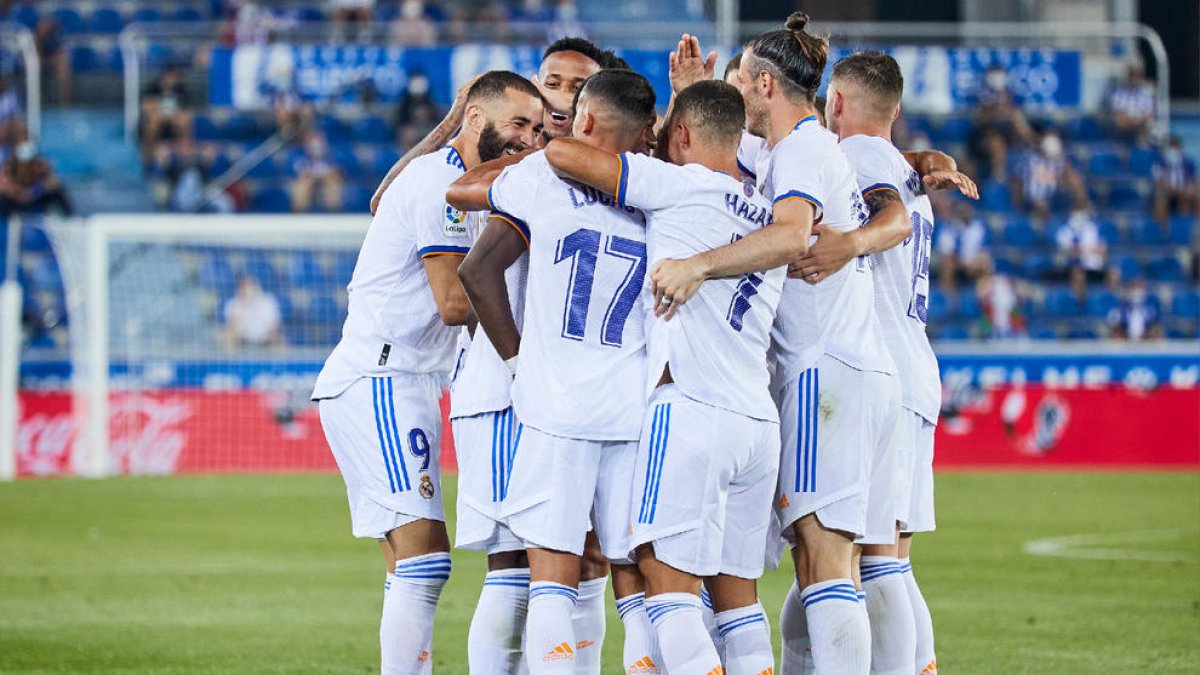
41;214;369;478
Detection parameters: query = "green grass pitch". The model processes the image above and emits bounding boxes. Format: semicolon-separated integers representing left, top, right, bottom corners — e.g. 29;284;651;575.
1;472;1197;673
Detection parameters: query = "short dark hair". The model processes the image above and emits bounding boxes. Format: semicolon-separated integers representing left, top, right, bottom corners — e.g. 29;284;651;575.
670;80;744;149
575;69;656;132
831;51;904;114
743;12;828;103
543;37;606;67
599;49;631;71
466;70;542;105
723;51;743;80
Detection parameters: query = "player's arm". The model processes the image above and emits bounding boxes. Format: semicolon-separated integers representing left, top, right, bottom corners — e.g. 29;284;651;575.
789;186;911;283
649;197;814;319
543;138;622;194
370;76;482;215
445;150;532;212
457;217;527;361
903;149;979;199
422;253;471;326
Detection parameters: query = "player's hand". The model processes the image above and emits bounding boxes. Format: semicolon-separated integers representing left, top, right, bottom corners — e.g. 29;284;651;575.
447;74;482;125
788;224;858;284
668;34;717;94
650;257;706;320
923;170;979;200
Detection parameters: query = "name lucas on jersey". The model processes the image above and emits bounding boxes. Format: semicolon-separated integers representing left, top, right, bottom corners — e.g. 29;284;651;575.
566;184;637;215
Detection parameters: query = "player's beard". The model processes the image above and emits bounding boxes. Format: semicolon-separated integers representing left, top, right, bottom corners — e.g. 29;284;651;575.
745;95;770;139
477;121;523;163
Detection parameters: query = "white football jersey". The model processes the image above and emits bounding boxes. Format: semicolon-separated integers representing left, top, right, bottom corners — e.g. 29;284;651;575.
760;115;896;381
736;131;771;184
312;146;474;399
487;151;649;441
619;152;784;422
449;214;530;419
841;135;941;423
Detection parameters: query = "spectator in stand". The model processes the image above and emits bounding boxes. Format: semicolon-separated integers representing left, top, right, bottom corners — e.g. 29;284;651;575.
0;75;25;148
1107;278;1162;340
1012;128;1086;222
390;0;437;45
936;198;990;290
1152;135;1197;224
392;70;441;149
290;132;343;213
1108;62;1156;139
140;66;194;162
147;141;235;213
976;258;1030;340
0;140;73;218
223;275;283;350
1055;208;1107;282
330;0;374;39
33;16;70;105
967;64;1034;180
1067;266;1089;311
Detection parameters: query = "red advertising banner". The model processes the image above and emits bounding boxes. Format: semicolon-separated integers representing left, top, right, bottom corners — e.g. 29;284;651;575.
15;384;1199;477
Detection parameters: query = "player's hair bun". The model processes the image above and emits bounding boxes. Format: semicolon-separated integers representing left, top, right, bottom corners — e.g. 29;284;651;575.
785;12;810;33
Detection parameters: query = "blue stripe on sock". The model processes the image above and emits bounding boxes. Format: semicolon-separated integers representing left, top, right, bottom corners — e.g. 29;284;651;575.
645;601;696;623
861;567;906;583
717;613;766;637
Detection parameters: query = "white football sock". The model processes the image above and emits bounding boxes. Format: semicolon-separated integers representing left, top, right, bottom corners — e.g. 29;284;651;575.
646;593;723;674
700;586;723;658
382;552;451;674
571;577;607;674
801;579;870;675
860;556;917;675
714;602;774;675
900;558;938;675
779;581;814;675
469;567;531;674
616;592;663;674
527;582;579;674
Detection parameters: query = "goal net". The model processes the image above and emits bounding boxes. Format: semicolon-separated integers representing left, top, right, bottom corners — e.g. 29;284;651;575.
35;214;371;477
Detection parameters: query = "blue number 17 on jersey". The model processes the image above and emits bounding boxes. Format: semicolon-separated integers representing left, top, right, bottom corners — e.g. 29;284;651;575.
554;227;647;347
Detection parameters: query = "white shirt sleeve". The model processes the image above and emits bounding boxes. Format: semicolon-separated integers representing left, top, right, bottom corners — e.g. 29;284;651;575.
486;155;543;247
841;136;903;198
410;169;472;259
615;152;678;212
768;140;827;222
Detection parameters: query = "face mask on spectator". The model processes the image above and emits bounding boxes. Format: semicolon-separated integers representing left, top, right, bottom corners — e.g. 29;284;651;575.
1041;134;1062;157
15;141;36;162
401;0;423;19
986;68;1008;92
409;75;429;96
1164;147;1182;163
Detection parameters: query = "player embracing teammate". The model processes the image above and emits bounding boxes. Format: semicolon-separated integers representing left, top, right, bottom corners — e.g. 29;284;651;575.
314;14;976;675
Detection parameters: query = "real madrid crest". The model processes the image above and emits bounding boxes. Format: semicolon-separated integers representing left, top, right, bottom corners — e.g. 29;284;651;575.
419;475;435;499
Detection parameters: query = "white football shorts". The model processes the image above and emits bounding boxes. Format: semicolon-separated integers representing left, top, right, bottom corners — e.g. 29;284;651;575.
628;385;780;579
318;374;445;539
498;425;636;563
861;374;903;545
900;411;937;534
775;354;899;542
451;407;524;554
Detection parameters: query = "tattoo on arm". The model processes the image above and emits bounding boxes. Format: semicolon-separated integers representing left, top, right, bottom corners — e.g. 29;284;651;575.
863;187;903;216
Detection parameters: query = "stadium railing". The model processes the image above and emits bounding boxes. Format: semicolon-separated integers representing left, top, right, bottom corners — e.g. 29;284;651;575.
0;21;41;141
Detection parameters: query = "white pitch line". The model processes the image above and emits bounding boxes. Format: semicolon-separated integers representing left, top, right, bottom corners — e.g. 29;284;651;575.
1023;528;1199;563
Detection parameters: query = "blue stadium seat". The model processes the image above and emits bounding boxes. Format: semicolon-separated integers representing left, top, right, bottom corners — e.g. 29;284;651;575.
1173;290;1200;318
992;254;1020;276
958;290;982;319
275;292;295;324
1064;117;1103;142
89;7;126;34
1147;256;1184;283
330;144;360;176
1022;252;1054;280
69;44;99;70
193;115;217;141
1097;219;1121;245
145;44;175;69
927;289;951;320
342;184;372;213
298;7;327;22
207;153;232;178
1131;219;1166;246
50;8;85;33
245;157;280;179
287;252;323;286
172;7;205;22
132;7;163;23
198;257;236;292
334;252;357;282
979;181;1012;212
243;256;278;289
253;187;291;213
1107;182;1144;211
320;118;351;143
1130;145;1157;174
21;224;52;252
936;324;970;341
1169;215;1196;245
12;5;38;28
372;148;400;178
1088;151;1123;177
354;116;391;143
1003;219;1038;247
1114;254;1141;280
1044;289;1083;317
223;115;259;141
1028;320;1058;340
1087;289;1119;317
307;293;342;324
937;116;972;144
30;254;62;290
1065;321;1100;339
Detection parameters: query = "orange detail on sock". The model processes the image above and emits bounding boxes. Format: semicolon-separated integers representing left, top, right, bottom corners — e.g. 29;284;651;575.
919;660;938;675
416;651;430;662
544;642;576;662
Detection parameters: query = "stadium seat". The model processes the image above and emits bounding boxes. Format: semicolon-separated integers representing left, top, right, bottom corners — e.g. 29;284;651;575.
307;293;342;324
1097;219;1122;245
20;224;52;252
979;181;1012;212
958;290;982;319
243;256;278;289
171;7;206;22
1107;182;1144;211
353;117;391;143
1044;289;1083;317
927;289;951;320
1172;289;1200;319
1147;256;1184;283
207;153;232;178
1028;321;1058;340
145;44;175;69
245;157;281;179
372;148;401;178
1003;219;1038;247
1088;151;1123;177
1113;254;1141;280
253;187;291;214
198;257;236;293
132;7;163;23
992;254;1020;276
320;118;351;144
937;116;973;144
1087;289;1119;317
12;5;38;28
223;115;260;141
330;144;360;176
89;7;126;34
50;8;85;33
193;115;218;141
1130;145;1157;174
287;252;323;287
342;184;373;213
936;324;970;341
1131;219;1167;246
1169;215;1196;245
70;44;101;71
1064;116;1103;142
1022;253;1054;280
1065;321;1100;340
